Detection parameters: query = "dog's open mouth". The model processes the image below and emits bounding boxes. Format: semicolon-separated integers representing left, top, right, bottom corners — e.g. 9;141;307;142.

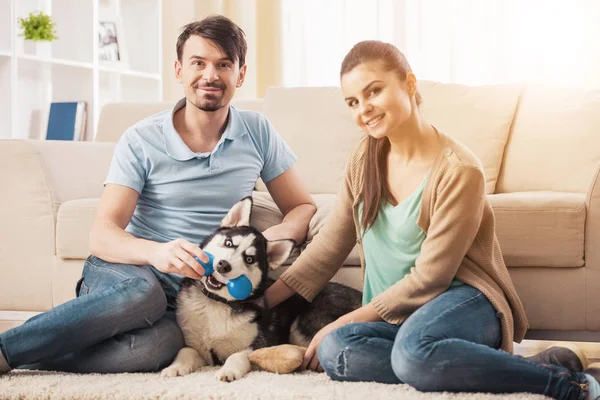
205;275;225;290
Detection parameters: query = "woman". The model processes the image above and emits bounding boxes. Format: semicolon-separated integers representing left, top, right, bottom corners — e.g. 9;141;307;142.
264;40;600;399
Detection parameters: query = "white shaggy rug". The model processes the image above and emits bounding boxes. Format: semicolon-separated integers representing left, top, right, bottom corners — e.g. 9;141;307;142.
0;367;550;400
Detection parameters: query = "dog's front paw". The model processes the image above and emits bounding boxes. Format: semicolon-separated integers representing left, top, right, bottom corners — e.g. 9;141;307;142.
216;366;244;382
161;364;194;378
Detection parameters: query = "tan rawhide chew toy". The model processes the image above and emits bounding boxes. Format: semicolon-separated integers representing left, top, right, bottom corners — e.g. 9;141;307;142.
248;344;307;374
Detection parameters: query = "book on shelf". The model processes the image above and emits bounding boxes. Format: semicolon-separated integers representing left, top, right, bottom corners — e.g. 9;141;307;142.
46;101;88;141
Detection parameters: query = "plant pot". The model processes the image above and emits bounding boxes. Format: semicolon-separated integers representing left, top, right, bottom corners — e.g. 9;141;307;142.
23;40;52;58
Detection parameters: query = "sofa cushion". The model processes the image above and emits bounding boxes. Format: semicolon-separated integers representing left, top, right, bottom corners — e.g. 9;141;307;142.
491;192;586;267
496;86;600;193
260;87;363;194
56;199;99;259
54;192;363;265
96;102;173;143
416;81;522;194
56;192;585;270
32;140;115;216
255;190;585;269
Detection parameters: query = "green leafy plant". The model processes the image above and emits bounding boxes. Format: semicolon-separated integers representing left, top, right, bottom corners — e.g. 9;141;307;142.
18;11;58;41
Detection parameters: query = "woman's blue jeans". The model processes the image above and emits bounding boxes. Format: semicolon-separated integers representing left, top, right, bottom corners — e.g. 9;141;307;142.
0;255;185;373
318;285;589;400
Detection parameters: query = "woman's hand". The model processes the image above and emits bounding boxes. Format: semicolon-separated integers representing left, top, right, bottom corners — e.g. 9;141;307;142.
303;303;383;372
303;318;348;372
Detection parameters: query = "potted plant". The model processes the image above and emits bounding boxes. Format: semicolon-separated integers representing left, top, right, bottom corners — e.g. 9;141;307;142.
18;11;58;57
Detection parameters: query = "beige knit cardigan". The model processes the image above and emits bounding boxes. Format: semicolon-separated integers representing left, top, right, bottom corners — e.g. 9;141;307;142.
280;132;529;352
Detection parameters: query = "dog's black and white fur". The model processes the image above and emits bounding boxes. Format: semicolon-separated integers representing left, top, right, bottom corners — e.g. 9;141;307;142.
161;197;362;381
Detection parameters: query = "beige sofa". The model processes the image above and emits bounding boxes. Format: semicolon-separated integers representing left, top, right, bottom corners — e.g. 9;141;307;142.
1;82;600;343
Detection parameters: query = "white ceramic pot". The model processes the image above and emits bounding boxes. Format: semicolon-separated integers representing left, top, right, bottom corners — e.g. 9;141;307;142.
23;40;52;57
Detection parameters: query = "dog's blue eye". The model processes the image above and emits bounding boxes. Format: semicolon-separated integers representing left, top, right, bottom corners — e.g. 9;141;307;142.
245;256;254;264
224;239;233;247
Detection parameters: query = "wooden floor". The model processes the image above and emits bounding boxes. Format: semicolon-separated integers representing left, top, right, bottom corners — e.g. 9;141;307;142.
514;340;600;364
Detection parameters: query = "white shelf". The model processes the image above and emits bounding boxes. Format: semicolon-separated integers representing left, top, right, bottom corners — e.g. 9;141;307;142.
0;56;11;139
18;54;94;70
0;0;12;52
2;0;163;140
98;65;161;80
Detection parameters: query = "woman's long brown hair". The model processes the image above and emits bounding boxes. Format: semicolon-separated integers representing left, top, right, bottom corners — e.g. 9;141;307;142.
340;41;422;233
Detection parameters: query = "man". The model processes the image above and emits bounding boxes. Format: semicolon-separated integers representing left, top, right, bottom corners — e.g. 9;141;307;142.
0;15;315;374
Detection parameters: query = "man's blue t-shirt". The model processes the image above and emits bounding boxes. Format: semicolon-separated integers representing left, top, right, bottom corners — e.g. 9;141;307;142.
104;98;296;246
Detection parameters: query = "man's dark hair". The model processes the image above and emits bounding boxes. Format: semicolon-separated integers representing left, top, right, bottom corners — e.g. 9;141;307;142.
176;15;247;67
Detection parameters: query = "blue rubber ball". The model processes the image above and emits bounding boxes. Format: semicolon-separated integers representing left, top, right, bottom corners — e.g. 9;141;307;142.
227;275;253;300
194;253;214;276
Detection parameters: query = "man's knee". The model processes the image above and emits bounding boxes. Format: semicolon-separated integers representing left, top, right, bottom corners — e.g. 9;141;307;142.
152;319;185;370
126;318;184;372
114;278;167;325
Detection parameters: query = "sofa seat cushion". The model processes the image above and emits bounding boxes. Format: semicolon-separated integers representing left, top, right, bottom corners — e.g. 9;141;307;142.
55;193;363;265
491;192;586;267
254;190;586;269
56;199;99;259
57;191;586;271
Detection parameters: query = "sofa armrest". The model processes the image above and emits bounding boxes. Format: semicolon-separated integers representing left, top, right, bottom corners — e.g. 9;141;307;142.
0;140;55;312
585;162;600;330
0;140;115;313
585;162;600;268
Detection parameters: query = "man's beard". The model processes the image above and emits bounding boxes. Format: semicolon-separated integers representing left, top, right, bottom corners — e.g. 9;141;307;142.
194;95;224;112
191;82;227;112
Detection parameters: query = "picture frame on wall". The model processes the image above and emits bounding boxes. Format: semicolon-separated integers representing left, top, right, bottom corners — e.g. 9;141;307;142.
98;20;129;69
98;21;121;62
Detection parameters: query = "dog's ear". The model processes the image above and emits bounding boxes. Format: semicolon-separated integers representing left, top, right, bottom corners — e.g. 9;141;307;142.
221;197;253;228
266;240;295;270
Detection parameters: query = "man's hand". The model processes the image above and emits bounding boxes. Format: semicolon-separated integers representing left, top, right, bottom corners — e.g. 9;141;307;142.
303;318;348;372
149;239;209;279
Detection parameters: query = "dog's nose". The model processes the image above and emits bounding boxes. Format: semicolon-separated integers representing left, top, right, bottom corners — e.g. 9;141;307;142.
216;260;232;274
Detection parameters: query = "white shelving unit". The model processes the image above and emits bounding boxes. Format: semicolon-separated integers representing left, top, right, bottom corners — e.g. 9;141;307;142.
0;0;163;140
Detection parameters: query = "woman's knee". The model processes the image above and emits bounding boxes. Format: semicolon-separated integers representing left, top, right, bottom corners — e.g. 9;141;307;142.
391;335;439;391
114;278;167;325
318;326;353;380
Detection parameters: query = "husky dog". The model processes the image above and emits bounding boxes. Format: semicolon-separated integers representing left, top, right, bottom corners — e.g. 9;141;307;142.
161;196;362;382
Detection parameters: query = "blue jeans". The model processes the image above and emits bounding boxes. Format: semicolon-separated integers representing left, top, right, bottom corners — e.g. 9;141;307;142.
318;285;589;400
0;255;185;373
